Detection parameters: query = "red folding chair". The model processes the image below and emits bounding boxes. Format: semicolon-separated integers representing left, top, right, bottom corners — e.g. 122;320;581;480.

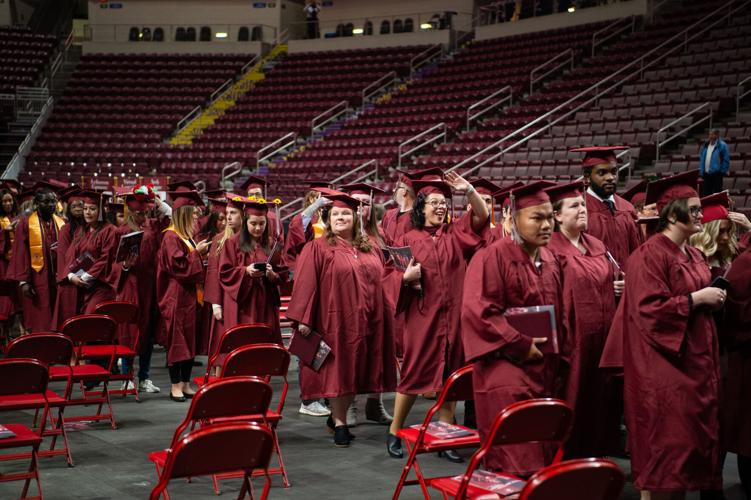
393;365;480;499
149;422;275;500
215;344;291;489
519;458;624;500
194;324;278;387
427;398;574;500
0;358;54;499
148;377;273;500
60;314;118;430
94;301;140;401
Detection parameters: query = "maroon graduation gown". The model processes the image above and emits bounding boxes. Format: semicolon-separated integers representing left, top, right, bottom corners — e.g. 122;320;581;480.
585;192;642;270
547;232;620;457
283;213;313;274
0;219;17;320
7;214;60;333
380;207;413;246
156;231;205;365
722;247;751;457
218;234;282;343
202;233;227;357
462;238;562;475
286;237;396;399
393;214;483;394
70;224;118;314
621;233;721;491
51;223;84;329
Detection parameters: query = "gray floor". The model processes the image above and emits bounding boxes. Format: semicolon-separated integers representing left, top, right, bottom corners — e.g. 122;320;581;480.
0;347;745;499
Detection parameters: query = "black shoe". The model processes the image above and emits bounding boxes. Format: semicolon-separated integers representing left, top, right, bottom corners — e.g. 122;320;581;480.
387;433;403;458
327;416;355;439
183;392;195;399
438;449;464;463
192;360;203;367
333;426;351;448
169;393;186;403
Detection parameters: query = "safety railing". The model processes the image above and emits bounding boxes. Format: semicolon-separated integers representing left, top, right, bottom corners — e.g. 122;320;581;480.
240;54;261;76
410;44;442;78
362;72;396;103
220;161;243;185
311;100;351;135
655;102;713;161
453;29;475;51
14;87;49;122
276;28;289;45
256;132;297;167
210;78;234;103
530;48;574;95
2;96;54;179
398;123;447;167
466;86;512;131
175;105;201;133
592;15;636;57
448;0;750;178
737;74;751;119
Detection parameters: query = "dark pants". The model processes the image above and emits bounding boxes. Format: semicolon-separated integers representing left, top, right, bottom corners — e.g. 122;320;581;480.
306;20;318;39
702;172;724;196
168;360;193;384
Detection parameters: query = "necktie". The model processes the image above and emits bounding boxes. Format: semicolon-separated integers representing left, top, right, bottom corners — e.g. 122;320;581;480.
604;199;615;215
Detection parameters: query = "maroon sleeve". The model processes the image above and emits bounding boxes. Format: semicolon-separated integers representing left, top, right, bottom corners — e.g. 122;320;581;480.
285;239;323;328
160;232;204;284
7;218;30;283
724;249;751;347
203;234;224;305
218;237;256;304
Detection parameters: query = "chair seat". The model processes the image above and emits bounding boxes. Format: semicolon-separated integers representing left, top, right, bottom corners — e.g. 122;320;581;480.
428;471;525;498
397;424;480;451
0;424;43;449
80;345;136;358
0;390;66;410
49;364;110;381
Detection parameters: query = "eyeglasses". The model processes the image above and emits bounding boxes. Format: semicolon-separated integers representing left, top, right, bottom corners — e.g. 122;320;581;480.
689;206;703;217
426;200;448;209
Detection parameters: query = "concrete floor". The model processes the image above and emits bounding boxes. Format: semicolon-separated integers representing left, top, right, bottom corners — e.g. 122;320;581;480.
0;347;745;499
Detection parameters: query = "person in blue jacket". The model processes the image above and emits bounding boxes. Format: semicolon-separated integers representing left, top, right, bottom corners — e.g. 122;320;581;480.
699;129;731;196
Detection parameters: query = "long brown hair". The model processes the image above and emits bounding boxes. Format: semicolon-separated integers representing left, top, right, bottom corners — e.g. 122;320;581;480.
324;207;371;252
239;213;271;254
172;205;196;240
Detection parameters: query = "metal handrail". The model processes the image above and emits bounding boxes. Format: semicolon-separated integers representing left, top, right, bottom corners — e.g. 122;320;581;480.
449;0;750;178
240;55;261;76
737;74;751;118
49;52;64;82
592;15;636;57
2;96;54;179
410;44;442;77
210;78;234;103
655;102;713;160
194;180;206;195
466;85;512;131
221;161;243;185
311;100;350;134
276;28;289;45
398;123;447;167
453;29;475;51
530;48;574;95
362;72;396;103
256;132;297;166
175;105;201;133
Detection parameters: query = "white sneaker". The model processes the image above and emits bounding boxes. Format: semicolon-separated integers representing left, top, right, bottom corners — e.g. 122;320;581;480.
346;400;358;427
138;379;161;393
298;401;331;417
121;380;135;391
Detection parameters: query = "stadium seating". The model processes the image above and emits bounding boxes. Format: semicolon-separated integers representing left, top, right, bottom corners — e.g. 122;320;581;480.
0;25;57;93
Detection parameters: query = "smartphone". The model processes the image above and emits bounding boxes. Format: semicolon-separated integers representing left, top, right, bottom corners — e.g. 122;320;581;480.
710;276;730;290
253;262;267;271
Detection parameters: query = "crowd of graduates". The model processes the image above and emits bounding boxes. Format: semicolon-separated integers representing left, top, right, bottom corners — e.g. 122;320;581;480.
0;144;750;499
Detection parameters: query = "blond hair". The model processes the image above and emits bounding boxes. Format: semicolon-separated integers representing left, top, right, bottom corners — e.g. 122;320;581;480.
689;219;737;266
324;208;372;252
172;205;196;240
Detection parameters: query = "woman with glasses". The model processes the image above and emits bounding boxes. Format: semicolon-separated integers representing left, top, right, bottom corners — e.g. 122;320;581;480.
386;172;488;460
617;171;724;499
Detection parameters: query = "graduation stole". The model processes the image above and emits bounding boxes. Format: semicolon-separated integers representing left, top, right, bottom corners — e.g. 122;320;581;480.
0;216;13;260
28;212;64;273
163;226;204;305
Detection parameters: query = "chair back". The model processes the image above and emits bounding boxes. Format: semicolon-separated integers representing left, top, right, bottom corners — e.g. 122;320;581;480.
60;314;117;345
0;358;49;397
437;365;474;404
489;399;573;447
6;333;73;367
216;324;278;357
94;301;139;325
187;377;272;424
221;344;290;378
520;458;625;500
150;423;274;499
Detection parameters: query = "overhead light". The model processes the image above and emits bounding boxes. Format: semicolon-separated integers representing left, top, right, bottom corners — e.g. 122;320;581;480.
567;6;576;13
420;23;433;30
215;32;228;39
352;27;364;35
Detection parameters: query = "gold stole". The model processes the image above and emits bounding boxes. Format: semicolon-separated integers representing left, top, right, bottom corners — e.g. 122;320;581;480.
28;212;64;273
163;226;204;305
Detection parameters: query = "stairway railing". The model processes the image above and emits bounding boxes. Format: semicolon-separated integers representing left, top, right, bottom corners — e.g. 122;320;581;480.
3;96;54;179
466;86;512;131
410;44;443;78
529;48;574;95
257;132;297;167
221;161;243;186
311;100;351;135
591;15;636;57
655;102;713;161
398;123;447;167
737;74;751;119
362;72;396;104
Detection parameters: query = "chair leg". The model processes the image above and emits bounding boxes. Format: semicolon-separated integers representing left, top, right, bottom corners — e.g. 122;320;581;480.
154;463;170;500
212;473;221;495
49;405;73;467
410;453;431;499
271;428;290;488
237;473;252;500
260;472;272;500
20;445;39;499
393;441;419;500
101;382;117;430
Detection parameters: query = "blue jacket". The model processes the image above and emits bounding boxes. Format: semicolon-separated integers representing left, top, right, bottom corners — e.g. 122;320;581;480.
698;139;730;175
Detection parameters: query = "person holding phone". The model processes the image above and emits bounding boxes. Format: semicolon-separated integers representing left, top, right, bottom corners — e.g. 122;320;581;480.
218;196;284;341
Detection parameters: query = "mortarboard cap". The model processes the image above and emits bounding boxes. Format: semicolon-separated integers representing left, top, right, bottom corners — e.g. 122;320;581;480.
209;197;228;214
411;179;452;198
244;197;270;216
620;179;649;205
125;193;149;212
510;180;556;211
241;176;267;192
543;180;585;205
570;145;629;169
493;182;525;208
168;190;204;210
339;182;386;196
326;193;362;211
0;179;22;194
167;180;197;192
700;190;730;224
107;202;124;214
471;178;504;196
645;170;700;213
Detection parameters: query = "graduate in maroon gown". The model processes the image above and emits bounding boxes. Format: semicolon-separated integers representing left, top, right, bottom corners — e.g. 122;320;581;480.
380;168;443;247
620;171;724;497
283;181;333;274
690;191;743;279
219;196;284;341
8;183;65;333
572;146;643;270
64;191;119;314
0;188;19;339
51;187;86;329
723;242;751;498
461;180;562;475
286;193;397;448
468;178;502;247
387;172;488;460
156;190;209;402
242;175;283;249
485;182;523;245
544;180;623;458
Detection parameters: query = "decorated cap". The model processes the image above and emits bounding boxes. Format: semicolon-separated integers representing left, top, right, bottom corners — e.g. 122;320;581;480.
244;196;270;216
493;182;525;208
339;182;386;196
113;185;132;196
621;179;648;205
0;179;21;194
224;193;246;211
510;180;556;211
168;190;204;210
472;178;504;196
543;180;585;205
570;146;629;168
241;175;266;192
167;180;196;192
700;190;730;224
326;193;362;210
411;179;452;198
125;193;149;212
209;197;228;214
644;170;700;212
